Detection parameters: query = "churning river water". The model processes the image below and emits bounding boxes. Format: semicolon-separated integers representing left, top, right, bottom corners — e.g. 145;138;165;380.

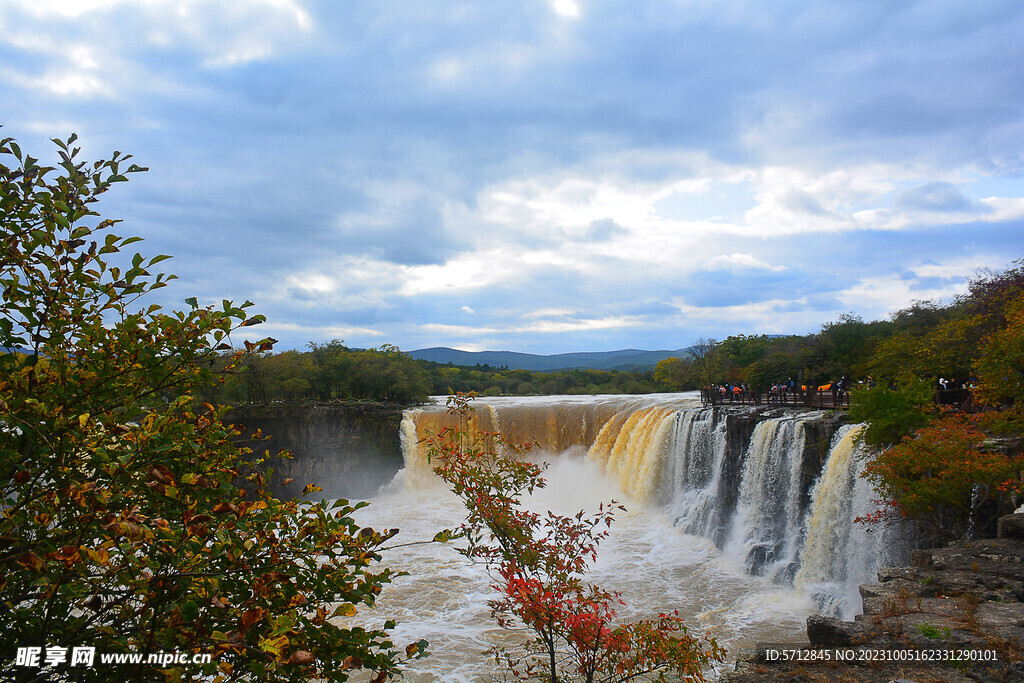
341;393;902;681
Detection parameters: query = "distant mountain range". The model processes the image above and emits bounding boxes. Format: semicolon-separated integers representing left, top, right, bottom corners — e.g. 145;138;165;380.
408;347;693;372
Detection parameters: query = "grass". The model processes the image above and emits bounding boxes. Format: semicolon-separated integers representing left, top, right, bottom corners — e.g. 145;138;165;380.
916;622;951;639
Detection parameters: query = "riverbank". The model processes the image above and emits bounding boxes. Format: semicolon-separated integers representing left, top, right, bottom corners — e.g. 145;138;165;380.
721;514;1024;682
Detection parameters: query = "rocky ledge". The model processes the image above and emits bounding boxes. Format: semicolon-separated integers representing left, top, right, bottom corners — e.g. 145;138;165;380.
722;514;1024;682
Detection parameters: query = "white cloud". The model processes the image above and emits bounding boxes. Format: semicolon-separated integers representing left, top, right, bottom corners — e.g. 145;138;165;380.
419;314;642;337
0;0;315;97
399;251;520;296
703;253;785;273
17;0;125;18
551;0;580;19
259;321;385;340
668;296;832;337
837;274;968;318
286;272;336;296
519;316;638;334
523;307;579;319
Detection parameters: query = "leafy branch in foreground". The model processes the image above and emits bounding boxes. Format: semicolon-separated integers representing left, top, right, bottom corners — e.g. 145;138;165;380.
427;392;725;682
0;132;423;682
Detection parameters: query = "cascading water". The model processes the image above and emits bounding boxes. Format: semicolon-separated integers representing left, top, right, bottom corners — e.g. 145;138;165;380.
587;405;677;502
664;408;731;543
795;425;910;618
342;393;897;680
721;416;814;583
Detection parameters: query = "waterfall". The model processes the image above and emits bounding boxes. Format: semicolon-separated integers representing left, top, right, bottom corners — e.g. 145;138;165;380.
721;416;812;583
587;406;677;503
795;424;909;618
364;394;918;679
380;409;433;493
395;395;900;620
665;408;731;543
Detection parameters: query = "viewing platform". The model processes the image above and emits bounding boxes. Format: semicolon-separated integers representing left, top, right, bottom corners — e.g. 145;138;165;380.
701;387;851;409
701;386;976;411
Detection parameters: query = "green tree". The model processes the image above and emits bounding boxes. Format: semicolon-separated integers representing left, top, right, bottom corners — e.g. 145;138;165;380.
688;338;721;389
0;134;423;681
864;316;980;383
957;260;1024;333
653;357;691;389
347;345;429;404
817;314;873;373
974;291;1024;407
848;380;934;448
744;353;800;394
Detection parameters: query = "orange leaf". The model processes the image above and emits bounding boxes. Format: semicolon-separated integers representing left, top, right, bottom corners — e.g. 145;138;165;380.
16;552;45;573
240;608;264;633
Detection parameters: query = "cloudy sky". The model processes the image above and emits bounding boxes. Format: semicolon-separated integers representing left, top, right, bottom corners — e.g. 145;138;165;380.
3;0;1022;354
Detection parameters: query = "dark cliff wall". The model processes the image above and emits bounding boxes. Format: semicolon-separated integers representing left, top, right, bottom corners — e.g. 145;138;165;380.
710;406;848;549
224;402;406;501
798;411;849;509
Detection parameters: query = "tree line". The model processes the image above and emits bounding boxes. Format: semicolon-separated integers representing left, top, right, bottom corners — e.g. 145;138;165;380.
203;345;667;406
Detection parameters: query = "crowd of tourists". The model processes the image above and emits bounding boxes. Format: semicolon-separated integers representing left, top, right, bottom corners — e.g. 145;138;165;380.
700;373;978;407
700;376;860;406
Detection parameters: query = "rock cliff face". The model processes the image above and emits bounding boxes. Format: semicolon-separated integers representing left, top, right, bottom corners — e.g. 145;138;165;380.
224;402;405;500
696;405;847;548
723;513;1024;682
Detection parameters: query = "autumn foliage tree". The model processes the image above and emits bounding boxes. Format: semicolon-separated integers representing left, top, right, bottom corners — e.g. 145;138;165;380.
855;265;1024;545
974;290;1024;410
0;133;424;681
860;414;1024;546
427;393;725;683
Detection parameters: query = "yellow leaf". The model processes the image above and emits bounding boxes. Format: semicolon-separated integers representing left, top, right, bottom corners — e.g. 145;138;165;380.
79;413;90;427
259;634;290;661
332;604;358;617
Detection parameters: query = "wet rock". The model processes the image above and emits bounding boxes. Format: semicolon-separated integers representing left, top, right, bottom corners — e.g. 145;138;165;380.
720;514;1024;683
860;577;936;600
806;614;867;645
